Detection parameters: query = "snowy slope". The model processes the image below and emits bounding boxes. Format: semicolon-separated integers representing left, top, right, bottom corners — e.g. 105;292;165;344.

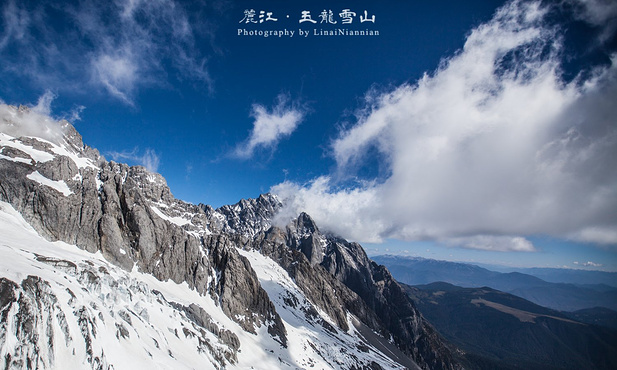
0;201;406;369
238;249;407;369
0;200;239;369
0;104;455;370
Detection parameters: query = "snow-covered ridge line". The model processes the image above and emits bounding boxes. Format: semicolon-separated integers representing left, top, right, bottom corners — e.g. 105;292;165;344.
0;105;460;369
0;199;406;369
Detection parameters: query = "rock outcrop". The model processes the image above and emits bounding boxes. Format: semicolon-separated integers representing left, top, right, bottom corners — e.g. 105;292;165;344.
0;105;460;369
0;105;286;348
248;212;459;370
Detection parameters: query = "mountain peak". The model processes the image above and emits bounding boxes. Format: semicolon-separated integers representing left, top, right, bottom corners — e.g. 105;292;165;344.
0;107;462;370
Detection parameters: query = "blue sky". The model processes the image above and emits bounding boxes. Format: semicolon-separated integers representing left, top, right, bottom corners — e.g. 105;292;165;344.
1;0;616;271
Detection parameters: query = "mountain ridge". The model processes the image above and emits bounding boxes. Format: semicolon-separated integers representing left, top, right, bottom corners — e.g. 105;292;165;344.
372;254;617;311
403;281;617;370
0;104;460;369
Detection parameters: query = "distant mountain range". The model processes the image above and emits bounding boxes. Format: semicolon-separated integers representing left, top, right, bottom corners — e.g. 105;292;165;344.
403;282;617;370
477;264;617;287
564;307;617;330
372;255;617;312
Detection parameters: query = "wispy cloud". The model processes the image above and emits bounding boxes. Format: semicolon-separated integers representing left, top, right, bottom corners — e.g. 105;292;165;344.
91;52;139;106
568;0;617;43
0;0;28;50
272;0;617;250
444;236;536;252
574;261;603;267
0;91;66;144
234;94;305;159
107;147;161;172
0;0;214;105
64;105;86;122
31;90;56;117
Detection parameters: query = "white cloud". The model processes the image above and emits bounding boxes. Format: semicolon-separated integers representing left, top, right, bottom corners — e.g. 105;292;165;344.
91;52;139;105
272;0;617;250
234;94;305;159
0;0;213;105
272;177;381;242
65;105;86;122
570;227;617;245
31;90;56;117
140;149;161;173
0;0;28;50
569;0;617;40
573;261;603;267
82;0;212;105
0;91;66;144
107;148;160;172
443;236;536;252
573;0;617;24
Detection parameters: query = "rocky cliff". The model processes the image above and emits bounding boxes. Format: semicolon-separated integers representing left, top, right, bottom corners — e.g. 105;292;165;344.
0;104;460;369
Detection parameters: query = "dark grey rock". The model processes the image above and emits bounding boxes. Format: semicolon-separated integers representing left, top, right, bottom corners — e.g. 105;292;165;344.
0;118;461;369
0;276;76;369
252;212;461;370
0;128;287;346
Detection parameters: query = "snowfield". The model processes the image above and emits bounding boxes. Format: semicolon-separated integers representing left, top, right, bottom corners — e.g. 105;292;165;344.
0;201;404;369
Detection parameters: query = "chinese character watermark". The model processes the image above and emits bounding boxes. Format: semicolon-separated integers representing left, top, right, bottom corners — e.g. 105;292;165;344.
319;10;337;24
339;9;356;24
259;11;278;23
299;10;317;24
239;9;257;24
360;10;375;23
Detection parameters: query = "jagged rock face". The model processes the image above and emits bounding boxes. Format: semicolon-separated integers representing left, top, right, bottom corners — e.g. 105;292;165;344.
0;106;285;349
322;241;456;369
0;105;461;369
207;234;286;344
0;199;412;370
253;213;460;370
0;256;242;370
0;276;71;370
252;227;368;333
285;212;328;266
213;194;281;237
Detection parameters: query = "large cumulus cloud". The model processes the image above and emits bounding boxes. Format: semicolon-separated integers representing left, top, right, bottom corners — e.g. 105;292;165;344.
272;0;617;251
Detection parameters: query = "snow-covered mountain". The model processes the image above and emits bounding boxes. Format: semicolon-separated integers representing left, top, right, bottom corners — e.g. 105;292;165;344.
0;104;459;369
